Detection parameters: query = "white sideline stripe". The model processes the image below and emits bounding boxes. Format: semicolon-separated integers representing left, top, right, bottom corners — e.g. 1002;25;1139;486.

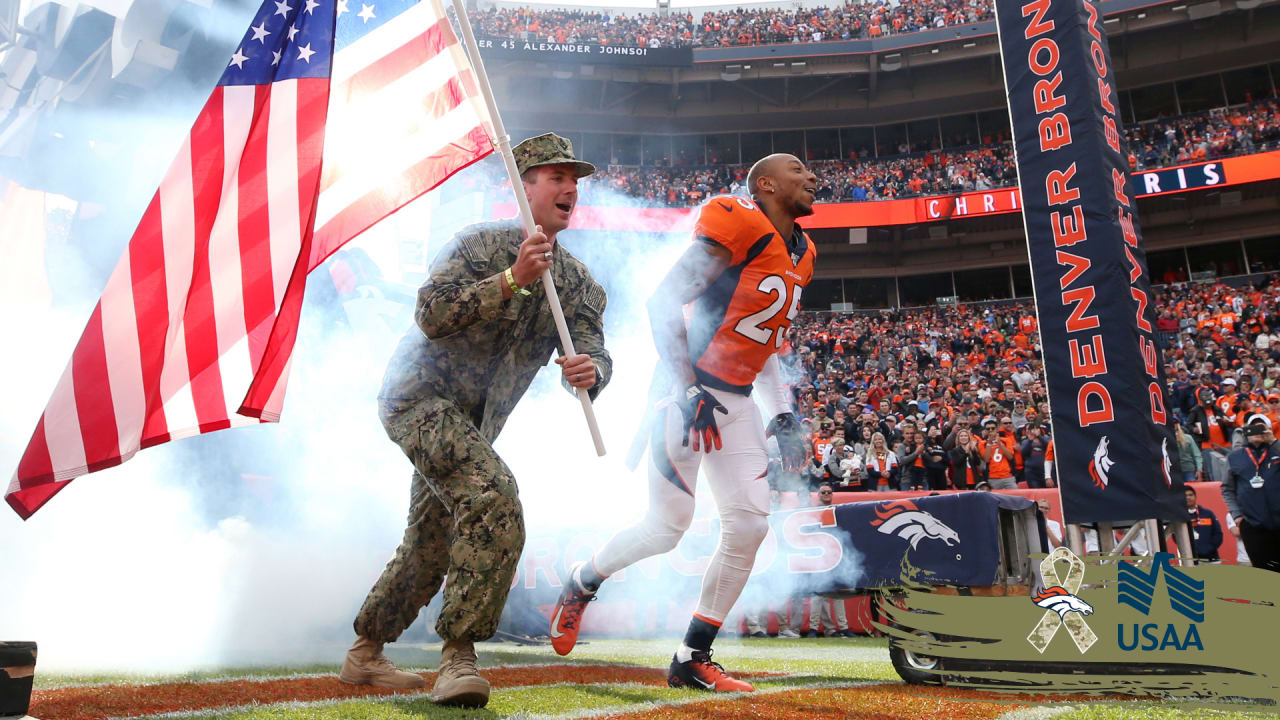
994;706;1080;720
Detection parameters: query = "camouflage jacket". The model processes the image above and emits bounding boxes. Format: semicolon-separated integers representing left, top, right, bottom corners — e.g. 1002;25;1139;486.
378;221;611;442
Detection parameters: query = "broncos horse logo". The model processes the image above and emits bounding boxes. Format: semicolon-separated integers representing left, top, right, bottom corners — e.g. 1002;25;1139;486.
1161;437;1173;487
1087;435;1114;489
1032;586;1094;619
870;500;960;549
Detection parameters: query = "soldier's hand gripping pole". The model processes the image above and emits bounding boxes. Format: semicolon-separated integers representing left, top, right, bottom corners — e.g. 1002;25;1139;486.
451;0;605;456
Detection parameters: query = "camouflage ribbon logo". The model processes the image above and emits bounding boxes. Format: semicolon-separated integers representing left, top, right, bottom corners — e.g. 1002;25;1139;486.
1027;547;1097;653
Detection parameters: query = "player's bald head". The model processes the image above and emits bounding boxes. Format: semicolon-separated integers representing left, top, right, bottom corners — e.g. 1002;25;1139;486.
746;153;816;219
747;153;799;198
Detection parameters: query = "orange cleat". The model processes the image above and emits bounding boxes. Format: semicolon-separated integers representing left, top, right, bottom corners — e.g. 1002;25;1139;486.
666;650;755;692
549;563;596;656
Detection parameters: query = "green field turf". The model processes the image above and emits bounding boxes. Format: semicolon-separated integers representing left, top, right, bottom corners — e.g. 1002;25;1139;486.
29;636;1278;720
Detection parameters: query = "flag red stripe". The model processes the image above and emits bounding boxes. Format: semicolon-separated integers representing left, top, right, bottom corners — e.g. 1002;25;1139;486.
424;76;467;130
184;89;229;429
239;84;275;372
132;191;173;448
240;79;330;418
332;18;451;101
6;479;70;521
295;78;328;234
311;125;492;266
14;415;53;488
71;305;121;470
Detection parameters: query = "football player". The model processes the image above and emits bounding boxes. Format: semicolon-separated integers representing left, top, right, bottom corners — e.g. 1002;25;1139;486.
548;154;818;692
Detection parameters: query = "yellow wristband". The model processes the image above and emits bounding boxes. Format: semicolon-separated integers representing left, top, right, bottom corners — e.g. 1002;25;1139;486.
504;267;530;296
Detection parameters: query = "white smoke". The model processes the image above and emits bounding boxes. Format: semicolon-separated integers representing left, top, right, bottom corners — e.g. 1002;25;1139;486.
0;147;701;672
0;74;858;670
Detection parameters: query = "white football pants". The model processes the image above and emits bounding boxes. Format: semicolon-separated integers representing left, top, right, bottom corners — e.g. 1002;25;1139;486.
591;387;771;625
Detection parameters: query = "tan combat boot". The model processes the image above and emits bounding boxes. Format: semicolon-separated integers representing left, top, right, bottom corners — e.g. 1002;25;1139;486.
339;636;426;689
430;639;490;707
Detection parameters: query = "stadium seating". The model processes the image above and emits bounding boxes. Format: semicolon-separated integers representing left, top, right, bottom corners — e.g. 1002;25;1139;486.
469;0;995;49
778;275;1280;525
582;98;1280;207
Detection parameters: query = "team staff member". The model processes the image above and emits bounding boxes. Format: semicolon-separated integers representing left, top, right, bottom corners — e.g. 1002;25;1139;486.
1222;415;1280;573
1184;486;1223;561
549;154;819;692
341;134;611;707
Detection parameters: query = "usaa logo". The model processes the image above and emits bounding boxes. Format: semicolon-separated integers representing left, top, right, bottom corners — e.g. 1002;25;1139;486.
1116;551;1205;652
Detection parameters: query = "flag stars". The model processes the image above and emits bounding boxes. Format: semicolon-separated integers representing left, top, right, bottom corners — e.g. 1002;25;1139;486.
296;43;316;63
273;0;292;17
337;0;349;15
304;0;320;14
358;3;375;22
249;21;270;43
272;49;282;65
287;23;300;41
229;47;249;69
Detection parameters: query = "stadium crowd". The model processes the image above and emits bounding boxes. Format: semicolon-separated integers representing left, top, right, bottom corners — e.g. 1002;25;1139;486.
468;0;993;49
729;273;1280;638
772;273;1280;498
1126;97;1280;170
582;97;1280;206
586;144;1018;205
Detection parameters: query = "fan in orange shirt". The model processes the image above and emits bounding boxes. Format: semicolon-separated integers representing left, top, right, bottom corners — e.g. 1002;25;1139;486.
1263;394;1280;429
979;417;1021;489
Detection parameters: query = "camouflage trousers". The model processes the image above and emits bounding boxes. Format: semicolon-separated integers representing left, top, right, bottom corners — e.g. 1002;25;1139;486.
354;396;525;643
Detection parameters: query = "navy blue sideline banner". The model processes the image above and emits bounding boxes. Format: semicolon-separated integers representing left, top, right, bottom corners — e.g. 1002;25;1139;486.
993;0;1184;524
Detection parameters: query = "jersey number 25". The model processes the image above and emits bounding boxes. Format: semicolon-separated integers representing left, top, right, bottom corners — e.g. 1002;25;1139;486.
735;275;802;348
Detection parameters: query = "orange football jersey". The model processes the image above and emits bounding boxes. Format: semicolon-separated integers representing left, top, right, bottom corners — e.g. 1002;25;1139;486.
687;196;817;390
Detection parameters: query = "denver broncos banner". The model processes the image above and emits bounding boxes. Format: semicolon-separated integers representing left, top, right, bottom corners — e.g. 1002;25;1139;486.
812;492;1033;590
993;0;1184;524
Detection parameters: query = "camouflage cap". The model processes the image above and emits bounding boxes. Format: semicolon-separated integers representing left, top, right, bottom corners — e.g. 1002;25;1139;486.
513;132;595;178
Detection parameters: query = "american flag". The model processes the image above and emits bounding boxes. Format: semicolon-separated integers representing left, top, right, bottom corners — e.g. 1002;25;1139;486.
6;0;493;519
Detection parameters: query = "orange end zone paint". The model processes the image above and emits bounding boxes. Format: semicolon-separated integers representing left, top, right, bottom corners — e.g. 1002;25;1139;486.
31;664;782;720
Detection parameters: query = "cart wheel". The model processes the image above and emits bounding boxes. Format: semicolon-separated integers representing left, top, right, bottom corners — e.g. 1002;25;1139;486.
889;629;944;685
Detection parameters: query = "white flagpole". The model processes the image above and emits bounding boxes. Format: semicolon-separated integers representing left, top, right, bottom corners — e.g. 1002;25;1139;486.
448;0;606;456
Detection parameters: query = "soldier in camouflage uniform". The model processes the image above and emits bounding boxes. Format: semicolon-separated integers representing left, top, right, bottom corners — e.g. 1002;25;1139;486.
339;133;611;708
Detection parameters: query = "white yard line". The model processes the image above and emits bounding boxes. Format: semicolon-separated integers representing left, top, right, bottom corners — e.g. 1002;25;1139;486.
993;705;1080;720
517;680;882;720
